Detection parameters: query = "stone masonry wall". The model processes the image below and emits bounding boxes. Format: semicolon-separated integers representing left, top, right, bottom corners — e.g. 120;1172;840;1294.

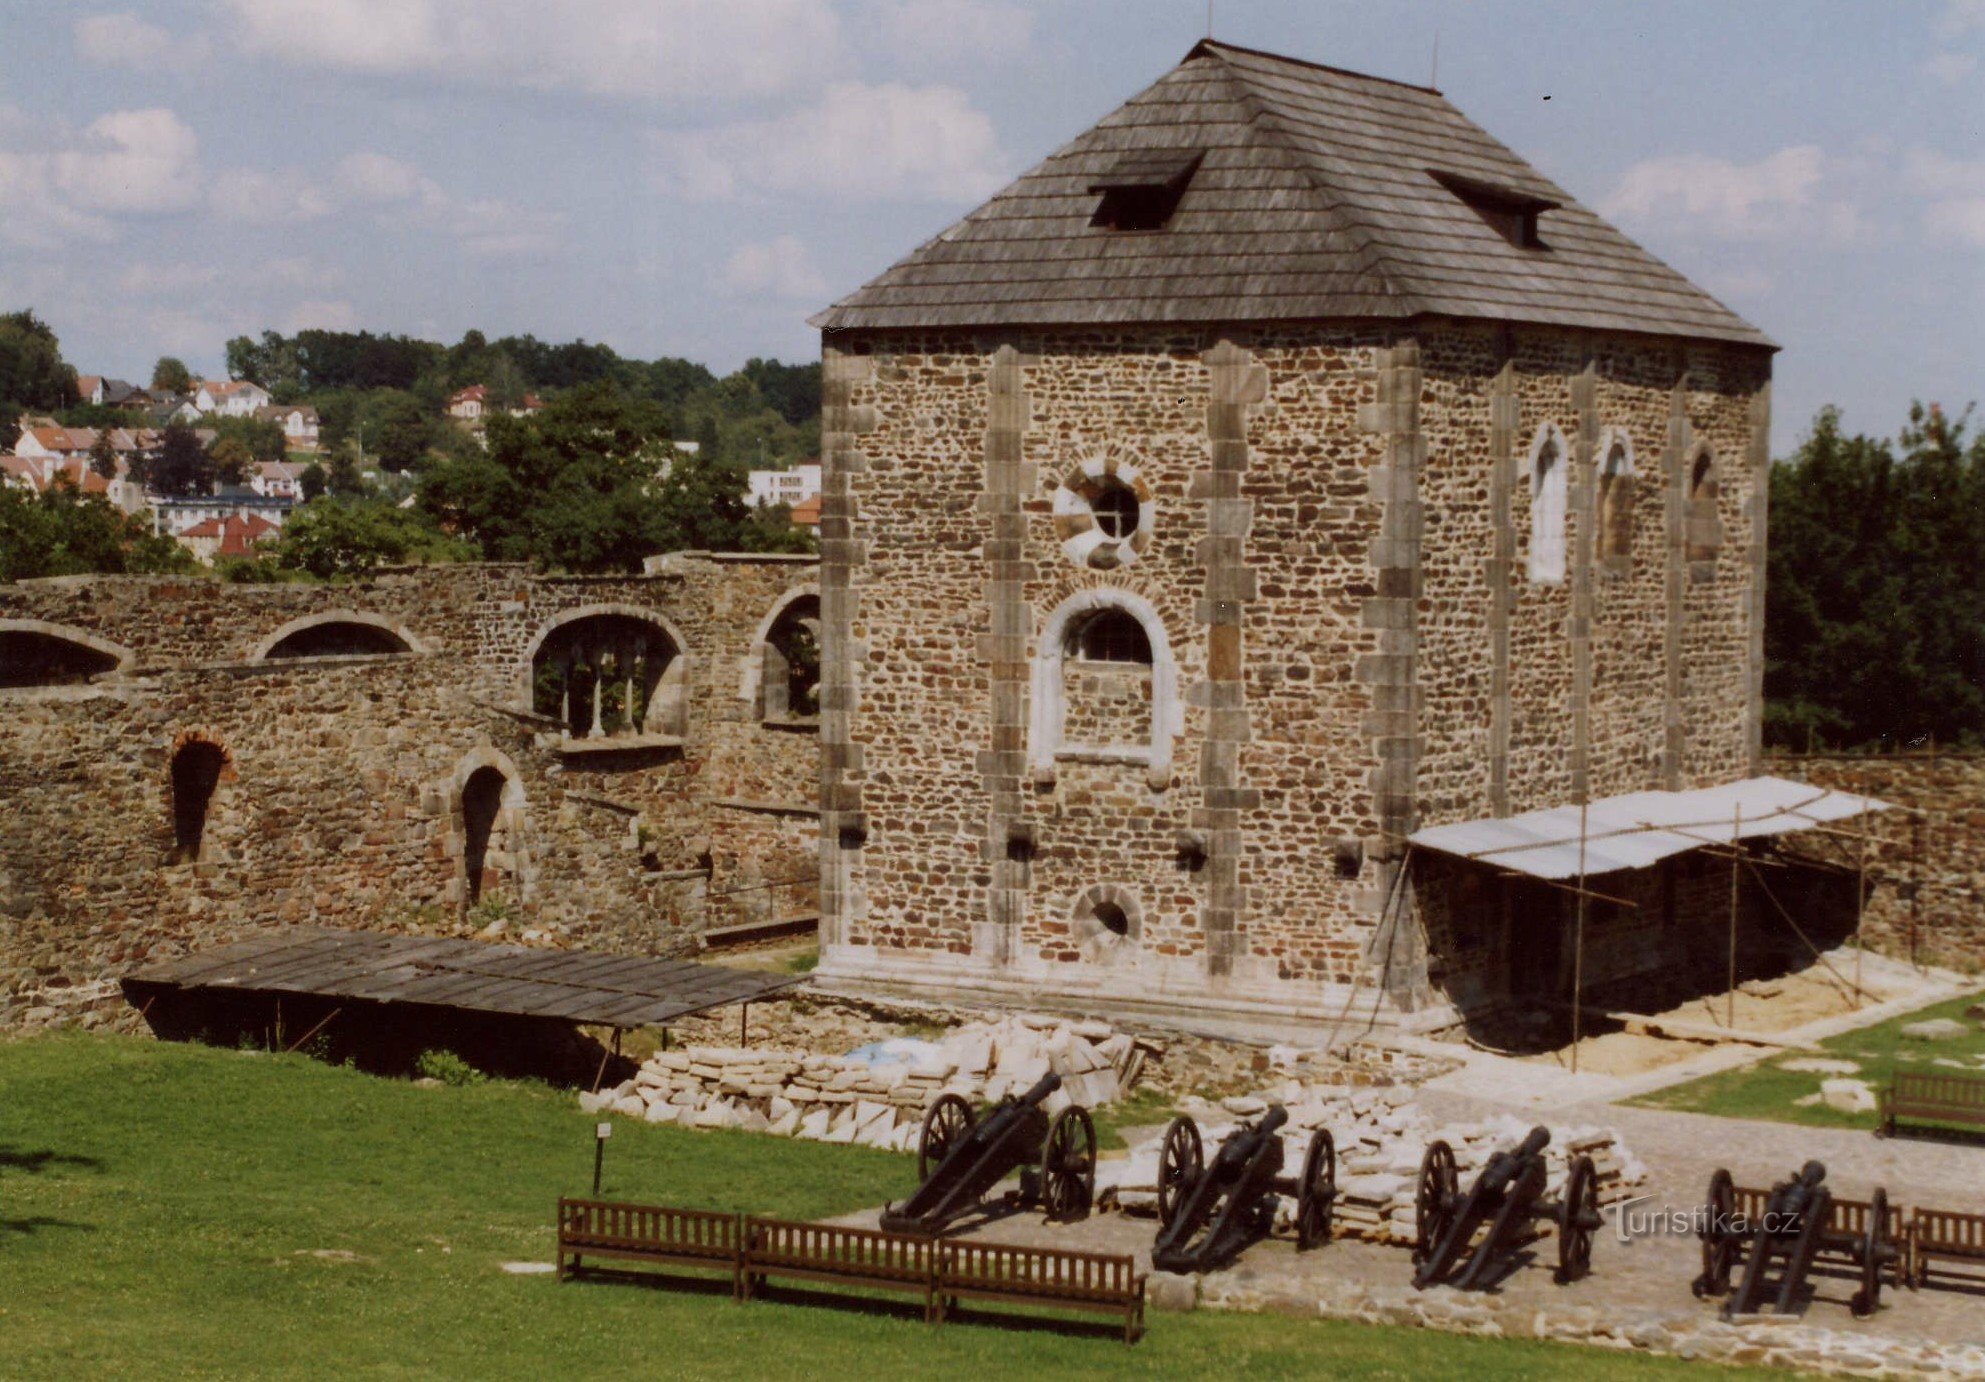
819;320;1769;1025
0;556;819;1024
1773;750;1985;973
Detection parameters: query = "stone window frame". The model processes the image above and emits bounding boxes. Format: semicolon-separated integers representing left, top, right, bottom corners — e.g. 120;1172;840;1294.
1526;422;1570;585
1028;588;1180;790
519;603;690;740
1051;448;1156;571
1685;444;1723;567
165;729;233;867
447;745;530;911
1069;882;1144;963
1595;427;1636;575
738;585;822;729
0;618;134;691
251;609;425;661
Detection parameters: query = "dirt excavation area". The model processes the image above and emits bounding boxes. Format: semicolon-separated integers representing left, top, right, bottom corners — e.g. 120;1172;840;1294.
1516;958;1905;1078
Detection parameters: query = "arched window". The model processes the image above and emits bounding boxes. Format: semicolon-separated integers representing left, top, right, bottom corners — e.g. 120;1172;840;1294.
461;766;508;906
1597;434;1635;570
1070;608;1152;665
1528;425;1568;584
527;610;682;741
170;740;227;865
757;594;820;724
1029;592;1180;789
259;613;415;659
1686;450;1722;563
1052;450;1155;571
0;623;129;688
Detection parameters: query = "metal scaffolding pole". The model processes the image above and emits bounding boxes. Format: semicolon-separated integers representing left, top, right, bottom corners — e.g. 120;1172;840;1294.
1572;798;1588;1075
1728;803;1742;1030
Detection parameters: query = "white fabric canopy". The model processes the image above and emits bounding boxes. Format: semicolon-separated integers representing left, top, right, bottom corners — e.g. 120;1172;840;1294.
1408;776;1888;881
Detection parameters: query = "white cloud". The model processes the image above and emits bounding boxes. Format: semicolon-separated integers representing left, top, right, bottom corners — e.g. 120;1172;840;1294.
221;0;841;107
1925;51;1979;84
75;12;212;69
210;167;336;224
335;151;442;206
333;151;561;257
652;81;1008;202
53;108;201;215
721;235;829;298
1600;144;1853;242
1701;266;1775;301
861;0;1035;70
1938;0;1985;37
280;298;360;332
1902;148;1985;247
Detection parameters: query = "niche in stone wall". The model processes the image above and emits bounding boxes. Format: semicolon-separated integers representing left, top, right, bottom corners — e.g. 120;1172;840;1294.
168;737;229;865
1029;590;1179;791
1070;882;1143;963
1686;448;1722;565
1597;431;1635;573
451;749;528;911
756;593;820;725
526;608;685;742
0;622;129;688
258;612;417;659
1527;423;1568;585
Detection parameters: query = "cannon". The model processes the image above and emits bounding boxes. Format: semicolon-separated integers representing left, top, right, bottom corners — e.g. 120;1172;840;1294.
1148;1106;1336;1274
877;1072;1096;1236
1411;1126;1601;1291
1692;1162;1902;1319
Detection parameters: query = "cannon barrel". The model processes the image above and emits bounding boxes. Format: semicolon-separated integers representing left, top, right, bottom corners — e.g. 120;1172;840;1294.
1518;1126;1551;1160
1796;1160;1826;1189
1017;1071;1062;1106
1259;1106;1290;1136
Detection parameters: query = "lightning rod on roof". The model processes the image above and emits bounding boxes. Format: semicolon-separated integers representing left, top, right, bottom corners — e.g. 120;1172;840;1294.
1206;0;1213;38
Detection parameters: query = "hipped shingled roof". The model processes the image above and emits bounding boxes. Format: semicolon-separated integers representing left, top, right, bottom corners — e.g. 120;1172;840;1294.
813;40;1770;347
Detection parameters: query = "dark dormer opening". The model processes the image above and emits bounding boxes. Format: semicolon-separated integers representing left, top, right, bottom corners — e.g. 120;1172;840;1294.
1429;169;1558;249
1089;149;1204;231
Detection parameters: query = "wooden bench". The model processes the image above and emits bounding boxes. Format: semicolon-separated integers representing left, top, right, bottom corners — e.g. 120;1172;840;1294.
1878;1070;1985;1139
1908;1207;1985;1290
556;1199;742;1295
938;1238;1145;1343
741;1217;939;1320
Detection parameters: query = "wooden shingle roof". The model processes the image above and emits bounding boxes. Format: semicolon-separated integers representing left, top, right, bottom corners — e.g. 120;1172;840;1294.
814;40;1771;348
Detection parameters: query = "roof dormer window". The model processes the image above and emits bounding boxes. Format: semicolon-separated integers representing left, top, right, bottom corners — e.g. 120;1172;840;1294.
1089;149;1203;231
1429;169;1557;249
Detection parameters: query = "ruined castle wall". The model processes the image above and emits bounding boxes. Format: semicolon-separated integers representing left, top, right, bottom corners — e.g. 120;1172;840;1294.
0;557;819;1024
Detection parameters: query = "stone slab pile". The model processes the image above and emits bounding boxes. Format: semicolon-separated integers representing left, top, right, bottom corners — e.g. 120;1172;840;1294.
576;1010;1154;1151
1103;1085;1646;1246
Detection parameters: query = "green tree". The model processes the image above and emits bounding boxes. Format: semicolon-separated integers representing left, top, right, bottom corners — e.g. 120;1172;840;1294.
0;480;192;580
0;309;78;449
209;434;253;486
366;392;435;472
298;461;328;502
325;450;365;496
271;497;470;578
87;430;119;480
135;421;215;497
151;356;192;394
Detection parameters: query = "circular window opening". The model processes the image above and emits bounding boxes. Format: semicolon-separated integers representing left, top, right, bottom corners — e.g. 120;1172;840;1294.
1091;478;1139;540
1094;900;1130;937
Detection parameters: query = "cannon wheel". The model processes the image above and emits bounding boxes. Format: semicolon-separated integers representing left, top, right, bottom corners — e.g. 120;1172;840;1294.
1041;1105;1097;1222
1157;1117;1203;1228
1296;1128;1336;1251
1693;1168;1737;1298
918;1094;975;1182
1851;1187;1889;1318
1413;1140;1458;1265
1556;1153;1599;1284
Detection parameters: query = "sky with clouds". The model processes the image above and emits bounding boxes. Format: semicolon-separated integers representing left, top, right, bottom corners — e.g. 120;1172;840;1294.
2;0;1979;452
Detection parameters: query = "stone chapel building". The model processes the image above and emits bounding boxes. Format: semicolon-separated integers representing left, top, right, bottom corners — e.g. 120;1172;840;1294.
809;40;1780;1032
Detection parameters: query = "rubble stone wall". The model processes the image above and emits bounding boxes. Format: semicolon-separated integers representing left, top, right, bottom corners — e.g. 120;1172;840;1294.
1772;750;1985;973
820;321;1770;1023
0;556;819;1024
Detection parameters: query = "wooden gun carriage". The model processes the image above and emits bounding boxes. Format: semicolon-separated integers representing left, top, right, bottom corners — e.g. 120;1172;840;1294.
1148;1105;1336;1274
1692;1162;1904;1319
878;1072;1096;1236
1411;1125;1602;1290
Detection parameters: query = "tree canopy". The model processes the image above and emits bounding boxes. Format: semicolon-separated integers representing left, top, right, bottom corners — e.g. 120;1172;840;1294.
151;356;192;394
0;481;192;581
0;310;79;450
1766;403;1985;749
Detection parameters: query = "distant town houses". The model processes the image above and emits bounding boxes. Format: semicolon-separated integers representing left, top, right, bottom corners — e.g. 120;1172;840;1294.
73;376;153;408
249;459;308;500
747;461;821;510
255;403;320;450
192;378;273;417
447;384;543;424
172;511;282;564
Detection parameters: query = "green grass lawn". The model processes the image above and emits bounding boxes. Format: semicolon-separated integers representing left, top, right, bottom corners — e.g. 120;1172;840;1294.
1;1033;1756;1378
1628;988;1985;1131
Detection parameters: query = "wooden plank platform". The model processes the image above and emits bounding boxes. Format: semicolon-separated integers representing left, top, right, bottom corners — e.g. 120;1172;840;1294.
123;927;804;1029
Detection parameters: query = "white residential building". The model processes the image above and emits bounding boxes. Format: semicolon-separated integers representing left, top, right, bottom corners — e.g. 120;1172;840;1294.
193;379;273;417
747;462;821;510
